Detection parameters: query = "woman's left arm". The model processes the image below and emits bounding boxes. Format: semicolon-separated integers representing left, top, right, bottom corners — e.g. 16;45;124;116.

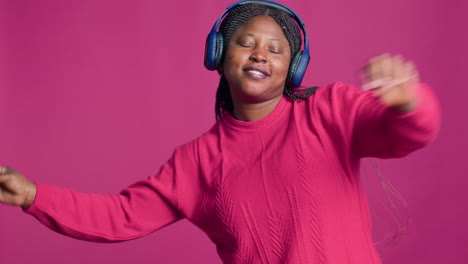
353;53;441;158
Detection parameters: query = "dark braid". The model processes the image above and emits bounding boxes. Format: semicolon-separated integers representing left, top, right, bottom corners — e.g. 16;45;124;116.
214;3;316;120
284;86;319;101
215;75;233;120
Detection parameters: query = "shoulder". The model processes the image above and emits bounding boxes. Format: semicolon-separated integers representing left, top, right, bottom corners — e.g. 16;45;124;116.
296;82;373;111
312;82;369;102
290;82;384;129
172;123;221;164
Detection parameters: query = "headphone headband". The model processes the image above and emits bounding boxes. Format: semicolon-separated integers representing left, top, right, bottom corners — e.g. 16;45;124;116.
204;0;310;88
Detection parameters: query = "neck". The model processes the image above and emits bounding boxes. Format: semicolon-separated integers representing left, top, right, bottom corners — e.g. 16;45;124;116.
232;96;283;122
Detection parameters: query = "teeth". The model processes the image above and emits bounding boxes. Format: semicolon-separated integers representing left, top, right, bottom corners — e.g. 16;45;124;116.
248;70;265;76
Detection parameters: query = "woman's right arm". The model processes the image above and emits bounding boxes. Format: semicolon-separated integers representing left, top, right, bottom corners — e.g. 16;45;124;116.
0;143;198;242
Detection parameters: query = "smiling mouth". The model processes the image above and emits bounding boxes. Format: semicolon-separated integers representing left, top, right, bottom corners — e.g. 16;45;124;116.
243;67;270;78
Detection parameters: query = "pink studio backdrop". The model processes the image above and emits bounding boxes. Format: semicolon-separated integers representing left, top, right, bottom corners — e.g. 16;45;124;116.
1;0;466;263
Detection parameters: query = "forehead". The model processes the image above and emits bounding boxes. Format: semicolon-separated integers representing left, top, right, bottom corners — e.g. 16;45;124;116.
231;16;287;40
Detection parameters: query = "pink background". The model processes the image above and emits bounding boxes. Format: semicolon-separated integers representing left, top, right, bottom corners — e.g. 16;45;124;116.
1;0;466;263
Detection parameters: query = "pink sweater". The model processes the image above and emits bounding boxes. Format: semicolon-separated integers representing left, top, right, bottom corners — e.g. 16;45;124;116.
26;82;440;263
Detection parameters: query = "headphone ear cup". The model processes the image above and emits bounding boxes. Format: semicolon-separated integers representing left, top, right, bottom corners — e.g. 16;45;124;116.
288;51;302;88
204;32;224;70
214;33;224;69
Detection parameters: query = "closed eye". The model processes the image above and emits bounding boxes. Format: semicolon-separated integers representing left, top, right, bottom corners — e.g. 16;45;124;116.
239;43;253;48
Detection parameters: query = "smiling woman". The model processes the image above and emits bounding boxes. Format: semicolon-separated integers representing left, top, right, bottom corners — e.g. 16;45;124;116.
0;0;441;264
209;1;317;121
223;15;292;120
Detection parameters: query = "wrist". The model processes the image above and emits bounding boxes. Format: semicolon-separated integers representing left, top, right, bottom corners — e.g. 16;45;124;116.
22;182;37;209
396;100;417;113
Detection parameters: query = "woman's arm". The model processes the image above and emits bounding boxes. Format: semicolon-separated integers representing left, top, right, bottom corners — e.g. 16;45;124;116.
0;143;198;242
353;54;441;158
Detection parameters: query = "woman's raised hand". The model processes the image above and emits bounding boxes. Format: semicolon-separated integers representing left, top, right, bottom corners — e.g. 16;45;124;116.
0;166;36;208
361;53;420;112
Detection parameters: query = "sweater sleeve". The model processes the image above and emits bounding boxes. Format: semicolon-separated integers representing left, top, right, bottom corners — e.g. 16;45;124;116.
314;82;441;159
24;143;199;242
353;83;441;158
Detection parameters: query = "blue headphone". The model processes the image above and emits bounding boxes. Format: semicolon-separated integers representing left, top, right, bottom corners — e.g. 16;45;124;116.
204;0;310;88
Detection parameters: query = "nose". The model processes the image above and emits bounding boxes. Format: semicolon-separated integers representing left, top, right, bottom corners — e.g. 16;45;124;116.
249;48;267;63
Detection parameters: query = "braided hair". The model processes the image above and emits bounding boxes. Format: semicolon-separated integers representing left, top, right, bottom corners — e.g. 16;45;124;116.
214;3;317;120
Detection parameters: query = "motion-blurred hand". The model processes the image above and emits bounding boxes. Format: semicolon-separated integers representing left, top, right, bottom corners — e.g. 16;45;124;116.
361;53;420;112
0;166;36;208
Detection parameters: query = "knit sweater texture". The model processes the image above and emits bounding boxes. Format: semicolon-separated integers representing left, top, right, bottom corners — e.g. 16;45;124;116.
25;82;440;263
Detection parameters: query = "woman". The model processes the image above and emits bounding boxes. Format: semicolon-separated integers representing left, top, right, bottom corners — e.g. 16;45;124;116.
0;1;440;263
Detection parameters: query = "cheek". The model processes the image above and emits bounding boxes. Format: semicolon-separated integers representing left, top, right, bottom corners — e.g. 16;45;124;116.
273;59;290;79
222;52;238;72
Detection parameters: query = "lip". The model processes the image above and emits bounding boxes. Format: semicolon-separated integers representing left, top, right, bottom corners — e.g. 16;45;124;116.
243;66;270;77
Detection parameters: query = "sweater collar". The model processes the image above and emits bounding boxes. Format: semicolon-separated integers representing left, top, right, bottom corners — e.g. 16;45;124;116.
222;96;289;130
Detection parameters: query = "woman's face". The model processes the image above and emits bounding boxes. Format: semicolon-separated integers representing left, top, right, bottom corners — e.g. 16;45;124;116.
222;15;291;105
